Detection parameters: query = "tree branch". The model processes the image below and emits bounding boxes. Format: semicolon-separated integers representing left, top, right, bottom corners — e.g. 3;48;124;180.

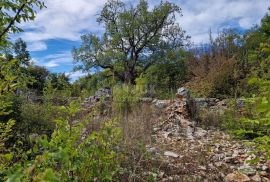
135;14;168;55
0;2;27;40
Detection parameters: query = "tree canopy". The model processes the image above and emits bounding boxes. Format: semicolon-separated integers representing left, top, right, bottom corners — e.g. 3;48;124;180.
14;38;31;66
73;0;189;84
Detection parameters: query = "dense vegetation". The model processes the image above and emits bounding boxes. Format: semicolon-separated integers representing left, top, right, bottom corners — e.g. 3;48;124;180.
0;0;269;181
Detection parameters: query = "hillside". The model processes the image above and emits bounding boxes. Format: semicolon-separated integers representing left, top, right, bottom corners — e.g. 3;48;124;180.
0;0;270;181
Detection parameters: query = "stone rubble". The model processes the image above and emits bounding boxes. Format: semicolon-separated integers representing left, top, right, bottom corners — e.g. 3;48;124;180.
80;87;270;181
164;151;180;158
147;87;270;182
82;87;112;109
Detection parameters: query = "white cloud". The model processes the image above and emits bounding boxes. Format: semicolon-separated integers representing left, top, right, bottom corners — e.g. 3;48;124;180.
44;61;59;68
28;41;47;51
36;51;73;68
176;0;269;43
18;0;269;51
30;58;38;64
19;0;108;50
65;70;89;81
24;0;107;41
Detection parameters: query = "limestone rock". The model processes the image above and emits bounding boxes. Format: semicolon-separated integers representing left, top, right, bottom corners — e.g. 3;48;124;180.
225;172;250;182
194;127;207;138
251;175;261;182
140;97;153;103
153;99;171;109
238;165;257;176
176;87;190;99
164;151;179;158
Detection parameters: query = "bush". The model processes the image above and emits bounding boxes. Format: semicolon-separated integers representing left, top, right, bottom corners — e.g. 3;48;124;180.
0;59;21;178
112;84;143;114
221;86;270;162
186;54;237;98
6;101;123;181
19;102;55;136
136;49;188;99
197;108;225;129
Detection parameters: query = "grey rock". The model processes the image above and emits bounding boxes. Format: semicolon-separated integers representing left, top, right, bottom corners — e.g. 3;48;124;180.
198;166;207;170
261;165;268;171
154;100;171;109
164;151;179;158
180;126;194;138
262;177;270;182
224;157;237;163
251;175;261;182
238;165;257;176
147;147;158;154
163;132;172;138
158;171;165;178
194;127;207;138
176;87;190;98
195;98;209;108
153;127;161;132
213;154;225;161
259;171;268;177
225;172;250;182
140;97;153;103
215;162;223;167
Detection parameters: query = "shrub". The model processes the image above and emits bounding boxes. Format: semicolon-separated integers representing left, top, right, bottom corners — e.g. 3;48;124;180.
186;54;237;98
6;101;123;182
197;108;225;129
221;79;270;162
136;49;188;99
19;102;55;136
0;120;15;173
0;59;20;178
112;84;143;114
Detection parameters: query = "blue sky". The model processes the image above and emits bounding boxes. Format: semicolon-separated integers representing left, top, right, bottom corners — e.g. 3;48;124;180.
15;0;269;80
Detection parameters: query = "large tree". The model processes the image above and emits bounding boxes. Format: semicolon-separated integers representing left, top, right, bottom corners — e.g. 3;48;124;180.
73;0;189;84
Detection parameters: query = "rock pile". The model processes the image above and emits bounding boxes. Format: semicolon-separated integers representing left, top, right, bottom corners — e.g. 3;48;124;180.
82;87;112;109
153;87;197;139
147;87;270;181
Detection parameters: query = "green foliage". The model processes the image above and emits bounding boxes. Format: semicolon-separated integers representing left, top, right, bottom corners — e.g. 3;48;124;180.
223;91;270;161
0;57;19;178
5;101;123;181
112;84;143;114
27;65;49;94
186;54;237;98
0;0;46;43
72;71;117;98
0;59;19;94
222;12;270;162
261;9;270;36
47;73;70;91
73;0;189;84
19;102;55;136
138;49;188;99
0;119;15;170
13;38;31;66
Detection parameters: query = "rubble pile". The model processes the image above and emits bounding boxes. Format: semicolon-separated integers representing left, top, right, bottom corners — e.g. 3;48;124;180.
82;87;112;109
147;87;270;181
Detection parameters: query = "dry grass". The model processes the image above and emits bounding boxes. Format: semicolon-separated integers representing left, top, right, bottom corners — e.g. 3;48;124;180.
116;102;157;181
197;108;224;129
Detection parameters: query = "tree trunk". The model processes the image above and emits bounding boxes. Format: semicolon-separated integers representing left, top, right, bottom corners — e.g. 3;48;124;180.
124;70;136;85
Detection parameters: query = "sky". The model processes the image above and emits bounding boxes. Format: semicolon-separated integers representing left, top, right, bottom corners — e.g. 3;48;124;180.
14;0;270;81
